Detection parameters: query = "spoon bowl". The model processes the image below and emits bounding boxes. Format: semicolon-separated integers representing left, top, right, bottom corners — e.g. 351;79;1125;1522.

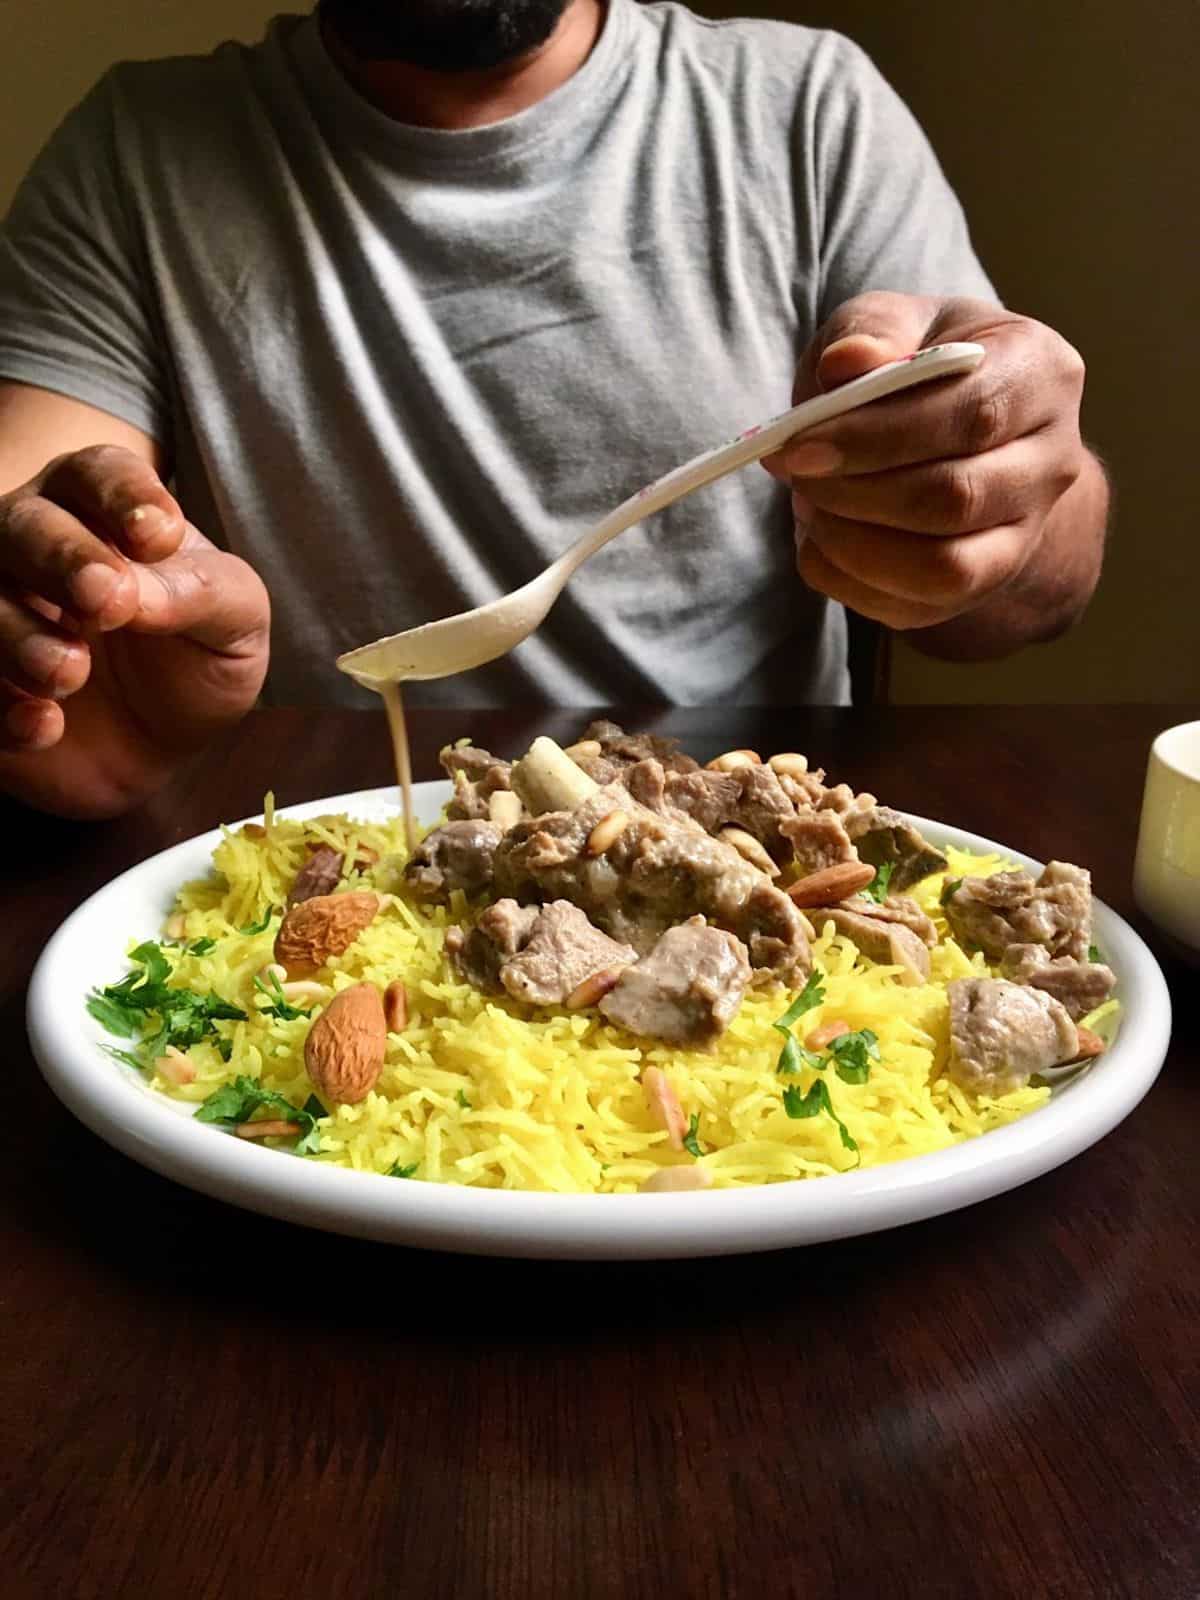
338;342;985;689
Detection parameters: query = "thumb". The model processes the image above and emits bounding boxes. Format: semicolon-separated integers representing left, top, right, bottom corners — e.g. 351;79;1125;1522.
127;528;270;656
796;291;940;401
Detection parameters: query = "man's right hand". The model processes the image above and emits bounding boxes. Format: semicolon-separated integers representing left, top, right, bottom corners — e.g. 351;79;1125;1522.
0;442;269;818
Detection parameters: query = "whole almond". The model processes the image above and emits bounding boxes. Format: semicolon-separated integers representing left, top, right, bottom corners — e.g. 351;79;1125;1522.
787;861;876;908
274;891;379;976
305;982;387;1105
1072;1025;1106;1061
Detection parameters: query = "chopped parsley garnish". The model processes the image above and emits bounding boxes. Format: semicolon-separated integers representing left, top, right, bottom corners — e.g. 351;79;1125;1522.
239;906;276;936
187;937;217;957
861;862;894;904
827;1028;880;1085
682;1113;705;1158
387;1161;419;1179
782;1078;858;1154
776;1034;823;1076
196;1076;323;1153
940;878;963;907
455;1088;471;1109
1088;944;1102;964
87;941;246;1066
772;971;826;1034
253;970;312;1021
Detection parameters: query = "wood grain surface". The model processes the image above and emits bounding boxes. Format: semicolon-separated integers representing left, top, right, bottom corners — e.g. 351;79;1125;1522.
2;706;1196;1600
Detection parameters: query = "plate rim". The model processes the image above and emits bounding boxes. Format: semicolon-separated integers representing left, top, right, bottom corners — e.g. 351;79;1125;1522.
26;781;1173;1259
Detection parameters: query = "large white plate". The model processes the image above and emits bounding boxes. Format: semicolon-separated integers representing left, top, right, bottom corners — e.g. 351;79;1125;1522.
28;782;1172;1260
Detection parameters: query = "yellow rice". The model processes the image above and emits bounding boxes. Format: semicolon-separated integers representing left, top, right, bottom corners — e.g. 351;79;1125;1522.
112;798;1113;1191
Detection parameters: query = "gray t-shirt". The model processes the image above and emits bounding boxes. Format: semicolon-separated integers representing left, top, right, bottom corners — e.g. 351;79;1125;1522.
0;0;992;708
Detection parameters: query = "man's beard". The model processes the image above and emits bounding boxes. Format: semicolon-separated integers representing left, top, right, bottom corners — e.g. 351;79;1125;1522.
320;0;573;71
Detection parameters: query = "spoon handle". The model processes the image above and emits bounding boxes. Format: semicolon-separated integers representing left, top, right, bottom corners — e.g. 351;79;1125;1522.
553;341;985;580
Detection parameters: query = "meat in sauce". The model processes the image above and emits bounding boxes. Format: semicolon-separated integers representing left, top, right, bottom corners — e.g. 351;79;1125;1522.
599;918;752;1047
943;861;1093;963
998;944;1116;1021
406;819;502;900
947;976;1079;1095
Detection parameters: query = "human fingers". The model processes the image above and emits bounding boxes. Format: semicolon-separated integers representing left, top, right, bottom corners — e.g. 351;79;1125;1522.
800;505;1033;614
0;587;91;699
0;681;65;754
783;431;1078;536
38;445;185;563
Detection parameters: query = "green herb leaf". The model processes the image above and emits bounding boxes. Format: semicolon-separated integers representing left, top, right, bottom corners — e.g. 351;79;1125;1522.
1088;944;1102;964
773;971;826;1033
782;1077;859;1156
239;906;276;936
195;1075;319;1152
104;1045;147;1072
776;1035;823;1076
217;1038;234;1063
828;1028;880;1085
86;991;142;1038
387;1161;419;1179
861;862;894;904
682;1113;705;1158
783;1079;829;1120
253;971;311;1022
187;937;217;956
940;878;963;907
128;940;171;986
455;1088;471;1109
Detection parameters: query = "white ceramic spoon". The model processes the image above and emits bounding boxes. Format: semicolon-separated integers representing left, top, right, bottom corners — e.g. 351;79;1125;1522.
337;341;985;688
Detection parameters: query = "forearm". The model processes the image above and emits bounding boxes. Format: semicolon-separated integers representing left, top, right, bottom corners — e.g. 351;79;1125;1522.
902;449;1109;663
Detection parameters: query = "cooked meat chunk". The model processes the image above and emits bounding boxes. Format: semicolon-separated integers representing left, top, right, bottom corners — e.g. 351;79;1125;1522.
815;906;931;985
837;893;938;946
779;808;857;874
844;805;948;891
943;861;1093;963
947;977;1078;1095
493;783;810;981
440;744;515;821
288;845;344;906
600;918;752;1045
999;944;1117;1021
445;898;540;991
405;820;502;900
580;721;700;775
498;902;637;1006
664;763;799;861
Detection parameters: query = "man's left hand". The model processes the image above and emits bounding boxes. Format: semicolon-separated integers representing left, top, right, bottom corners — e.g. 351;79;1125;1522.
765;292;1096;635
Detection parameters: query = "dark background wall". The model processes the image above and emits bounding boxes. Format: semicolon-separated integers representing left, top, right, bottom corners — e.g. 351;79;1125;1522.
4;0;1197;702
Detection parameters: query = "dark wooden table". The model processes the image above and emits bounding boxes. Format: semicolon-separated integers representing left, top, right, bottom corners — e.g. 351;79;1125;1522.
3;705;1197;1599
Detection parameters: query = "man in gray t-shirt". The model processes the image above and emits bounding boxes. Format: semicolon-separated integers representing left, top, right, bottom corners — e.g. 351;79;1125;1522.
0;0;1106;817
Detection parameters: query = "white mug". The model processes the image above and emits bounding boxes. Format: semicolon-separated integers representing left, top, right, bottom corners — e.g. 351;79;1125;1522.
1133;720;1200;960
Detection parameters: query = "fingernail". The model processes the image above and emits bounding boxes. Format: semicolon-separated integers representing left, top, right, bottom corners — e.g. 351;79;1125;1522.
785;441;843;477
16;633;67;685
6;700;49;747
124;504;172;543
70;562;119;613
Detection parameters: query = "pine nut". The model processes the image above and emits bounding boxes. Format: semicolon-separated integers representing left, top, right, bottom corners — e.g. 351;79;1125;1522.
565;739;603;761
565;967;624;1010
586;809;630;856
154;1045;195;1085
488;790;523;831
384;978;409;1031
640;1166;714;1193
165;911;187;940
706;749;762;772
234;1119;303;1140
805;1020;851;1051
642;1066;687;1150
768;752;809;779
259;963;288;985
719;825;779;877
280;980;328;1003
786;860;877;908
